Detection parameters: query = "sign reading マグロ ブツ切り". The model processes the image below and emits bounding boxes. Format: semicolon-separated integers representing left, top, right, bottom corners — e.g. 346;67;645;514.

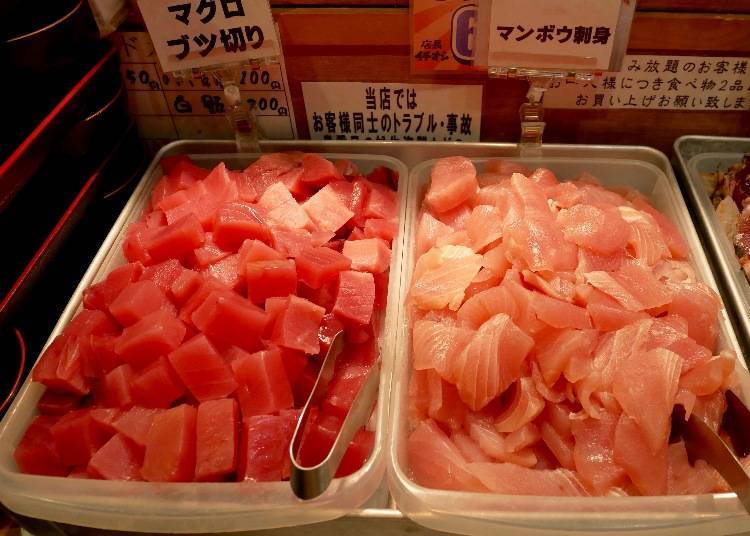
137;0;278;73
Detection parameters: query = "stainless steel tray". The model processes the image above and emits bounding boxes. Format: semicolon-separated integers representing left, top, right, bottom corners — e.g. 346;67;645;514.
12;140;745;535
674;136;750;362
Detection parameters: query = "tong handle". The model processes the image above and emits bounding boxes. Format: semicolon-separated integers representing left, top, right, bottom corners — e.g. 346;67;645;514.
289;331;380;499
683;412;750;513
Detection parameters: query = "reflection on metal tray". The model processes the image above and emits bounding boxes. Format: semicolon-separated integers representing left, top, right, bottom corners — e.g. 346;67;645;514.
674;136;750;363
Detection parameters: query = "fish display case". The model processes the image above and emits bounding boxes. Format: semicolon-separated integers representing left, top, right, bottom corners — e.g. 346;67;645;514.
674;137;750;358
4;140;750;536
390;153;750;536
0;141;408;533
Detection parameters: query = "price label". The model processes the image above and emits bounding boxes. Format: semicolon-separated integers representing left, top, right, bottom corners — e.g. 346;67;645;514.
136;0;278;73
485;0;633;72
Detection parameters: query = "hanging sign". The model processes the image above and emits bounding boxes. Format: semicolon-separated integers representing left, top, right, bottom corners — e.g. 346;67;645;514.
136;0;278;72
483;0;634;72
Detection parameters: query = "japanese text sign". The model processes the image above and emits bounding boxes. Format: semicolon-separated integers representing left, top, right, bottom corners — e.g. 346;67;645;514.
544;55;750;111
137;0;278;72
302;83;482;141
486;0;630;71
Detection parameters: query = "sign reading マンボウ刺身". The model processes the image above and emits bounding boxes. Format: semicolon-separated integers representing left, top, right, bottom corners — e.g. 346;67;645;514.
302;83;483;142
137;0;278;73
544;55;750;111
486;0;631;71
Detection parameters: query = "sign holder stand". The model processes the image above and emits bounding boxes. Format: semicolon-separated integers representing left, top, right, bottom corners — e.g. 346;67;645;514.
479;0;636;154
488;67;596;156
169;58;282;153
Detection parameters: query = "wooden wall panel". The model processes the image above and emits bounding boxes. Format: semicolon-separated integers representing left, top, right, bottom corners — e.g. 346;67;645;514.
123;2;750;151
275;9;750;151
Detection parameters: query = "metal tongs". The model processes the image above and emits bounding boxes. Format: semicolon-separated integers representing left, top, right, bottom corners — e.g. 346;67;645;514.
672;390;750;512
289;331;381;499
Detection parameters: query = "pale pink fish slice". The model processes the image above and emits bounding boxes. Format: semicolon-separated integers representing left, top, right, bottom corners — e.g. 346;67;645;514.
535;328;597;386
408;369;430;424
613;347;682;453
583;286;651;332
667;282;721;351
466;414;537;466
521;270;576;302
679;352;735;397
667;440;729;494
577;247;625;273
626;218;671;266
548;181;584;209
531;292;592;330
437;203;472;230
674;388;697;418
413;307;458;326
415;210;452;257
505;422;542;452
531;361;568;403
528;167;559;188
557;204;630;256
587;318;653;393
412;319;475;381
482;242;511;277
692;389;727;433
503;276;545;335
629;193;689;259
466;462;589;496
508;217;578;273
410;246;483;311
571;408;627;494
584;270;646;311
457;286;518;329
614;414;668;495
452;314;534;411
452;431;492;462
464;268;503;301
575;182;629;208
435;230;470;248
424;368;468;431
425;156;478;214
653;259;697;285
465;205;504;252
408;419;487;492
475;172;505;189
645;314;689;349
475;183;508;205
511;172;553;220
495;377;545;433
541;421;575;469
544;400;575;438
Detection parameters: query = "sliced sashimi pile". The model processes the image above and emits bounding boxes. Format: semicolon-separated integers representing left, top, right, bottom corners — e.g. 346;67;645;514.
15;153;398;482
407;156;739;496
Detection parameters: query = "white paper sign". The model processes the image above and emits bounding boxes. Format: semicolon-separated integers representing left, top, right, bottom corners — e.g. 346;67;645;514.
487;0;624;71
302;82;483;141
116;30;297;141
137;0;278;73
544;55;750;111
